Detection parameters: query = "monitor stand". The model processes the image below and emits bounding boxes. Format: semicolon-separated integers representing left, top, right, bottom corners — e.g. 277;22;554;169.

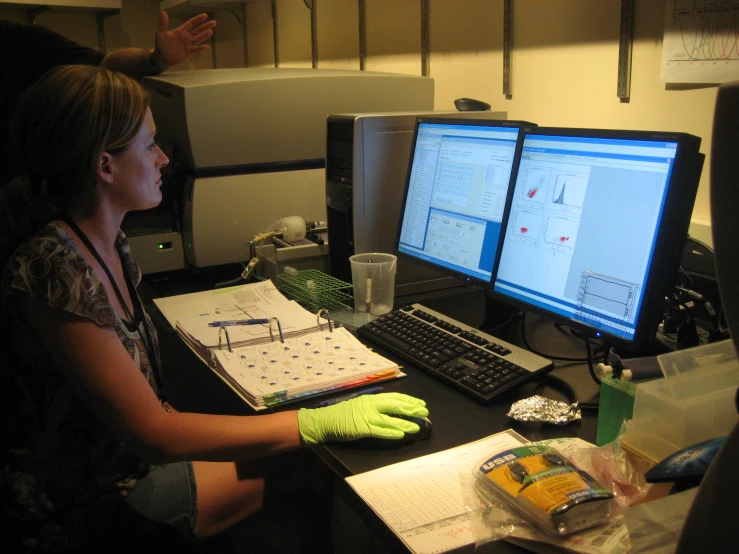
480;292;523;335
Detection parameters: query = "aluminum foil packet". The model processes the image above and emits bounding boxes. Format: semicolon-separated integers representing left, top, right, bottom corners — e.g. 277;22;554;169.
507;395;582;425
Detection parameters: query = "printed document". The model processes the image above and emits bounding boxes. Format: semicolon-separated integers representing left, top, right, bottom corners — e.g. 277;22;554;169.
346;429;528;554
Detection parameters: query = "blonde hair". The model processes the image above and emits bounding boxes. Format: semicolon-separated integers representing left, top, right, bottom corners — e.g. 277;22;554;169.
0;65;149;268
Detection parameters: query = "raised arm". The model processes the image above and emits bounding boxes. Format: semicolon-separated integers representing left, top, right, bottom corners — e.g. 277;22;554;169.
100;12;216;78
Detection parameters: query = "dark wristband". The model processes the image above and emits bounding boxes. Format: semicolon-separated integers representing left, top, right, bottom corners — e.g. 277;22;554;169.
148;48;165;74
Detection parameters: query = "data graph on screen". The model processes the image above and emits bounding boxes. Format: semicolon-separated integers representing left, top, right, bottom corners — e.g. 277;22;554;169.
542;216;579;254
551;173;587;214
575;271;639;325
510;209;543;245
519;167;550;207
434;162;474;207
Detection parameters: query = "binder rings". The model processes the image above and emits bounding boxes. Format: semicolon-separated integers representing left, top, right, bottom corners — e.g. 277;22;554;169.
153;280;402;410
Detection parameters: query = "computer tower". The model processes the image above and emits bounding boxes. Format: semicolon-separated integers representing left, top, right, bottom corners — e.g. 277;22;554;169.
326;110;507;297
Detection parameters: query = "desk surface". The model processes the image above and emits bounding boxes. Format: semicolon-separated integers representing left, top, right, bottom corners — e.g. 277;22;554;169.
141;269;603;553
141;268;601;479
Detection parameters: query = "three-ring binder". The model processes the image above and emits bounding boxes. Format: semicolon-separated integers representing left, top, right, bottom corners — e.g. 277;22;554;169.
269;317;284;343
218;326;233;352
217;309;335;352
219;317;285;351
316;308;334;332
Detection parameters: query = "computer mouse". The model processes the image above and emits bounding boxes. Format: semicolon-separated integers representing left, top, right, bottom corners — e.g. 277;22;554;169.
454;97;491;111
342;415;432;450
393;414;433;441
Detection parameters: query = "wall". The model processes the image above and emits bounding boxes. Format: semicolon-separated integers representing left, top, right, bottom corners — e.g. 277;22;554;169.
3;0;725;241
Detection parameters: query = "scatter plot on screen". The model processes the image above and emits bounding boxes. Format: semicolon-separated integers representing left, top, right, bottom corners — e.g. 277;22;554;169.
510;210;542;245
519;167;550;207
543;216;579;254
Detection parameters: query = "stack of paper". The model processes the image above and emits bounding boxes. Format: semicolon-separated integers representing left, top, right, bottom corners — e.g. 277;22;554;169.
153;281;403;410
213;326;401;408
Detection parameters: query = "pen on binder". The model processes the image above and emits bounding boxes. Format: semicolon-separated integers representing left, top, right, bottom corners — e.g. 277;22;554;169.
208;319;270;327
313;386;384;408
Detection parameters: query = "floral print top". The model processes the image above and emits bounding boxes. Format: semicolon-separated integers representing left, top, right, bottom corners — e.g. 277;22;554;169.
0;221;161;552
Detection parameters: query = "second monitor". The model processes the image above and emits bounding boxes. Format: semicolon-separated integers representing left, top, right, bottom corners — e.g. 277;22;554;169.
491;126;704;351
396;118;535;285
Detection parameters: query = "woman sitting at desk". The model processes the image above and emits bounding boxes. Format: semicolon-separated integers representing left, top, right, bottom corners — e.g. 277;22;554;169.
0;65;428;552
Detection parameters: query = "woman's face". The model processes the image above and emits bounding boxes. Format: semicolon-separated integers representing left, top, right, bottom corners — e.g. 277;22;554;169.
107;107;169;212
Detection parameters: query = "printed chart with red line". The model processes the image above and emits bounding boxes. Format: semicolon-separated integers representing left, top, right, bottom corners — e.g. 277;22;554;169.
509;209;543;245
661;0;739;83
518;166;551;208
542;216;579;254
664;0;739;62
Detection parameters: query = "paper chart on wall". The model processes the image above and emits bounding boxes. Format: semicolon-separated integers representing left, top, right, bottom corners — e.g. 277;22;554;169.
346;429;529;554
660;0;739;83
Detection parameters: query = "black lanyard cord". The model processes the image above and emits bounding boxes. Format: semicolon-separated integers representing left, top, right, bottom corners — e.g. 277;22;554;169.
60;216;167;401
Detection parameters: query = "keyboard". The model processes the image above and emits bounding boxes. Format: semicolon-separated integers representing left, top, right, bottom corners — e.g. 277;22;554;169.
357;303;553;405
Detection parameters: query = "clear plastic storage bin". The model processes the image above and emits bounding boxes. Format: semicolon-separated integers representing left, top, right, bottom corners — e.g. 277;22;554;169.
620;340;739;463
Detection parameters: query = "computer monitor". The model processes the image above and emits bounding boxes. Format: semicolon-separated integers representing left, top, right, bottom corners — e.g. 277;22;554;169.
492;127;704;350
395;118;534;286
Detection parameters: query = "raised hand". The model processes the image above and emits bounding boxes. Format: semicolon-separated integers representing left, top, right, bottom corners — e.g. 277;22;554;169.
152;11;217;70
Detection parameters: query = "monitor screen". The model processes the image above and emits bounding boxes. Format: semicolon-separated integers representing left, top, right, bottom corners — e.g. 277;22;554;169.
492;127;703;349
395;118;532;285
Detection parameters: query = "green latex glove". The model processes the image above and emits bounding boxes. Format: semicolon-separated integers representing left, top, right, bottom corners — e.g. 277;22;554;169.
298;392;429;445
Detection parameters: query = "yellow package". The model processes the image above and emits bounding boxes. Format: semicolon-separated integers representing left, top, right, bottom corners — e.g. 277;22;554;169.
476;445;613;536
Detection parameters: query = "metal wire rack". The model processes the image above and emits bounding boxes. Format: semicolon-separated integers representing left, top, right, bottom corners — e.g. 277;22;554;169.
277;269;354;313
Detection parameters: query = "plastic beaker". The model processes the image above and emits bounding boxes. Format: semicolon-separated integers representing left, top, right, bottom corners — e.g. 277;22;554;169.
349;253;397;315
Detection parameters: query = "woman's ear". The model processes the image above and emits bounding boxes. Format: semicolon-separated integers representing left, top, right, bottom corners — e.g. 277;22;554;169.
97;151;114;184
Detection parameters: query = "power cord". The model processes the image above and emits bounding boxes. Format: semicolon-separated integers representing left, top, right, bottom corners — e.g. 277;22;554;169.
532;374;600;414
552;322;607;357
673;285;724;343
520;311;603;387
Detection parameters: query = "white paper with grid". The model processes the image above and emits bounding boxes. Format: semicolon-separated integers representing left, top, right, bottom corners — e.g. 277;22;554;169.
346;429;528;554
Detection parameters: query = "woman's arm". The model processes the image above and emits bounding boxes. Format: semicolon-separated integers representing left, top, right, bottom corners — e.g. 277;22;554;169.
100;12;215;77
20;296;302;465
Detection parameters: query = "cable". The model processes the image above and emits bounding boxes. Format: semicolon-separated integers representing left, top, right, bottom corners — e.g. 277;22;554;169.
520;311;601;389
532;374;600;413
674;285;722;340
583;337;601;386
552;322;607;357
485;310;521;332
520;311;596;363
